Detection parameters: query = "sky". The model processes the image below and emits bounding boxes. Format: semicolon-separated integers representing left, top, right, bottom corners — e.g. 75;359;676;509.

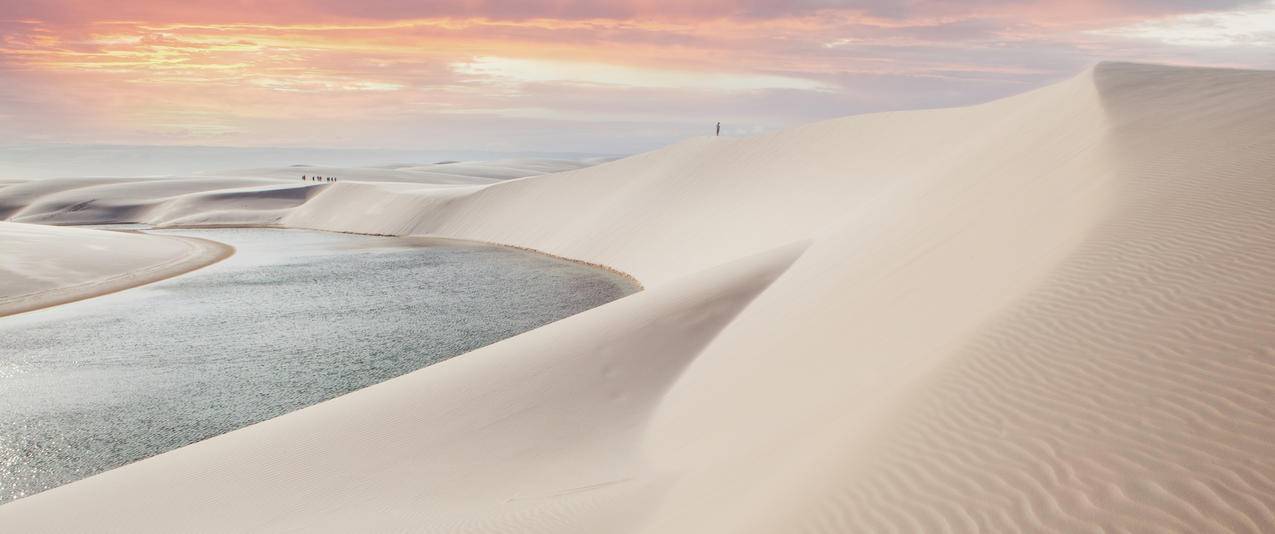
1;1;1274;155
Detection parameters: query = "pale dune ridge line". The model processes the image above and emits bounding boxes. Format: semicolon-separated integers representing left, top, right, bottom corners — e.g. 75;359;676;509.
3;62;1275;532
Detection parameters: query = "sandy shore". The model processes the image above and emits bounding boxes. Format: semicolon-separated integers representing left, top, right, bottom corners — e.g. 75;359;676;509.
0;223;233;317
3;62;1275;532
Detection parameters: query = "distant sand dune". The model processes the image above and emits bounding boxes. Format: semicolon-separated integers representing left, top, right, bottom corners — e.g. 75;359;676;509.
0;158;586;227
3;63;1275;533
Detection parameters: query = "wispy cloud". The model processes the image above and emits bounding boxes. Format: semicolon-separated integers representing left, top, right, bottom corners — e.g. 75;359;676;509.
0;1;1271;152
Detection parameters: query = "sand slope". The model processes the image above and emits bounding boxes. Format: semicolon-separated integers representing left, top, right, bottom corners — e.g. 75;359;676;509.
3;62;1275;532
0;222;231;317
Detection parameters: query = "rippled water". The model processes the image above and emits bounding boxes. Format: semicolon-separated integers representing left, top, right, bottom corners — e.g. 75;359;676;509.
0;228;637;503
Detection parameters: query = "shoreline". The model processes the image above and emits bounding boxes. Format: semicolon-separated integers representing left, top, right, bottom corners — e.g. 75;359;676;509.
0;235;235;318
155;222;646;289
0;223;640;318
0;227;637;506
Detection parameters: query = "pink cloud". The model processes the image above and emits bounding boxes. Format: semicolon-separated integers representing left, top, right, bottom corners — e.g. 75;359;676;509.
0;0;1271;152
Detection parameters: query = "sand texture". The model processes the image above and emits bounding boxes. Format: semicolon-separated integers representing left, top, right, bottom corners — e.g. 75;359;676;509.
2;62;1275;532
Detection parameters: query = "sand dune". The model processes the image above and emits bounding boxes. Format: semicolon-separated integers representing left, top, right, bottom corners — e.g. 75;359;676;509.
211;158;595;185
0;158;586;228
1;177;293;225
3;62;1275;532
0;145;612;180
0;222;231;317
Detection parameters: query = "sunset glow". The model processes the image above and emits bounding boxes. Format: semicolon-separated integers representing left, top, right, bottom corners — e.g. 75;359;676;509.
3;1;1274;153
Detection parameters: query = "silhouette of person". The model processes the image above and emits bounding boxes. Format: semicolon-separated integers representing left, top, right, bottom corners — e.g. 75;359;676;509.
716;122;720;136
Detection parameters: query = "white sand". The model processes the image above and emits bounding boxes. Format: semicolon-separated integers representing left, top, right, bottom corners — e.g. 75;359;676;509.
3;62;1275;532
0;222;231;317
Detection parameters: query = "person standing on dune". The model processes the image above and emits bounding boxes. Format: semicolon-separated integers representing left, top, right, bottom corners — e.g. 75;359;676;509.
716;122;721;136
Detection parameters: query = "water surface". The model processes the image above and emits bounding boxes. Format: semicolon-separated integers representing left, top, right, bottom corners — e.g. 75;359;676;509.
0;228;636;503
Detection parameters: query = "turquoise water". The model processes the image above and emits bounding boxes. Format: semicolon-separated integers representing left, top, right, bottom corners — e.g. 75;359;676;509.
0;228;637;503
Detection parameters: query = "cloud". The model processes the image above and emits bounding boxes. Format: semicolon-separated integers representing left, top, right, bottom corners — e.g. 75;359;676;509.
4;0;1266;25
453;56;832;91
1094;1;1275;47
0;0;1271;152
